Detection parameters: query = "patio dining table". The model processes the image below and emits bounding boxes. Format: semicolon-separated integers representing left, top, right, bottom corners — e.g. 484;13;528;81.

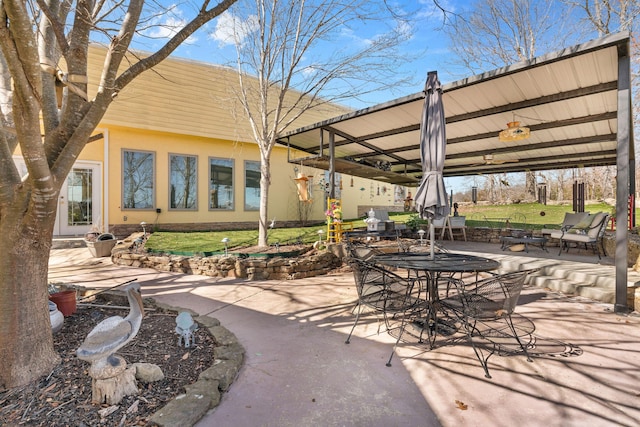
373;252;501;345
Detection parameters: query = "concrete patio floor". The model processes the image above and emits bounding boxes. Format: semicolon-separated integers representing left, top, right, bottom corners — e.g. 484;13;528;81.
48;245;640;427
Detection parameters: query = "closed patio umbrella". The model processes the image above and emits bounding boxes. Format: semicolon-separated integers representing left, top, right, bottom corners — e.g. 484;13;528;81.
414;71;449;259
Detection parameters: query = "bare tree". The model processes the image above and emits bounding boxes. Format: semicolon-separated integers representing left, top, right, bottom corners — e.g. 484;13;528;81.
444;0;577;72
565;0;640;36
215;0;414;247
0;0;237;389
443;0;580;200
566;0;640;199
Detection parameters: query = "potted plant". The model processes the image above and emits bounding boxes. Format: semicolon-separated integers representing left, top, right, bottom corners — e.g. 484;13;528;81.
405;213;428;232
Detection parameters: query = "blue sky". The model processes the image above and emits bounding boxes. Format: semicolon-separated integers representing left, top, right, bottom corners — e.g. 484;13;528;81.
136;0;466;107
131;0;603;194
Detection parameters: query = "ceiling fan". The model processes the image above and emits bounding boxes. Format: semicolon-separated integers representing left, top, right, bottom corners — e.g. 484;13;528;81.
472;154;520;166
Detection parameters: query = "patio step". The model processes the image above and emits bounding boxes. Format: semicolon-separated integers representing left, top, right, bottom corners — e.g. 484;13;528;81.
446;240;640;310
528;274;616;303
497;256;620;304
52;237;86;249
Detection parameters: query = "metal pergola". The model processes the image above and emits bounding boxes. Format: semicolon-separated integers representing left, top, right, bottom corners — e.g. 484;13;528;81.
278;32;634;313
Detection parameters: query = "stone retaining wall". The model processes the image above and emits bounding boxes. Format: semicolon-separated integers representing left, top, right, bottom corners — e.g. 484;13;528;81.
111;225;639;281
111;239;342;281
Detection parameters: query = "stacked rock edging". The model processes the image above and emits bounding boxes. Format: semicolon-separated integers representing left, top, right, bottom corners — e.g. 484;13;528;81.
147;306;245;427
111;233;342;280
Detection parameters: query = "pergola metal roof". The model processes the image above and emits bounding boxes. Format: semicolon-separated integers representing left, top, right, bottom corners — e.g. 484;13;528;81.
280;31;633;187
279;31;634;313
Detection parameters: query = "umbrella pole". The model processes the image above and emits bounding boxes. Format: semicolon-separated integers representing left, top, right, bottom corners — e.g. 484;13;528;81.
430;222;435;260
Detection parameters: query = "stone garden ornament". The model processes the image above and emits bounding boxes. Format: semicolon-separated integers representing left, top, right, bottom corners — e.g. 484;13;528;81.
175;311;198;348
76;282;144;404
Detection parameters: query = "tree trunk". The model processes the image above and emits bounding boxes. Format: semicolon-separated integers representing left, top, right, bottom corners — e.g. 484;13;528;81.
258;151;271;247
526;171;536;200
0;196;60;389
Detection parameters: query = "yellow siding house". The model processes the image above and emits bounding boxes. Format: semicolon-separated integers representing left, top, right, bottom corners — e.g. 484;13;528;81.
14;46;410;237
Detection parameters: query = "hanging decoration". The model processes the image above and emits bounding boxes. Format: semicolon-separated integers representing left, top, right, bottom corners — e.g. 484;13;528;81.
350;176;354;187
294;172;311;202
498;121;530;142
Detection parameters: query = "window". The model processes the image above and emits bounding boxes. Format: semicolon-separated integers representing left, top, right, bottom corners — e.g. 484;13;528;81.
169;154;198;210
209;157;234;210
244;161;260;211
67;168;93;225
122;150;155;209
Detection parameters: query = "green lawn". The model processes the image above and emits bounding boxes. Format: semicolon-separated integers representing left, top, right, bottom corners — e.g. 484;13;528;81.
390;202;616;231
146;202;619;254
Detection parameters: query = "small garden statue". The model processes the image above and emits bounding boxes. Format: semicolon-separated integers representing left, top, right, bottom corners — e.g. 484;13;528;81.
175;311;198;348
365;208;381;232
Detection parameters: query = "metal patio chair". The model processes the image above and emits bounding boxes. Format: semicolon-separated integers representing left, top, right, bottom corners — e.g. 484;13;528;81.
344;257;420;353
552;213;609;260
441;270;536;378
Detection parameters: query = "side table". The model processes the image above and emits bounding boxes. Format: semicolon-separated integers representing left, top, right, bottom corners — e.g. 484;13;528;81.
500;235;548;252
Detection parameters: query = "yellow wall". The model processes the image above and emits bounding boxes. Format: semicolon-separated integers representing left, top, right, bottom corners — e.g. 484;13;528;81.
13;124;407;231
104;126;328;227
102;125;406;228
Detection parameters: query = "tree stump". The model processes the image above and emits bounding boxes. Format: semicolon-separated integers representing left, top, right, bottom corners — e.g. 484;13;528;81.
88;355;138;405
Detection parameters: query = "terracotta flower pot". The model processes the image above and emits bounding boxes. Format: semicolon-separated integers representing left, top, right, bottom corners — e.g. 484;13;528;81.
49;290;77;317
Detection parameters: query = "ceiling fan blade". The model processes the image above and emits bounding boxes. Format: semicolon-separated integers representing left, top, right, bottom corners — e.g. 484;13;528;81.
489;158;519;165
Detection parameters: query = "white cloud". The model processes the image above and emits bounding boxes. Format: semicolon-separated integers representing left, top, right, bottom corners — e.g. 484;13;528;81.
339;27;372;48
209;12;259;47
146;6;197;44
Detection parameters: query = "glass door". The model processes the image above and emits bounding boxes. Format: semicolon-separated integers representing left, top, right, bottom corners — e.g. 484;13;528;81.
56;163;102;236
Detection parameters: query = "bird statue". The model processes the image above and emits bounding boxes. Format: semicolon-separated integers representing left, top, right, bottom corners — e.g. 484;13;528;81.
76;282;144;371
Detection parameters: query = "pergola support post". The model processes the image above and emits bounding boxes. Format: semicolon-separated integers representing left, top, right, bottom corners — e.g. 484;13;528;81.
615;49;632;313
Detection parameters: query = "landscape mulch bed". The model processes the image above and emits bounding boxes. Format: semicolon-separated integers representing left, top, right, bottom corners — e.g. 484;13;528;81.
0;296;216;426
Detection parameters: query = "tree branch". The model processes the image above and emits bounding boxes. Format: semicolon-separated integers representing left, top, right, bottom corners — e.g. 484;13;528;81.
35;0;70;55
114;0;237;91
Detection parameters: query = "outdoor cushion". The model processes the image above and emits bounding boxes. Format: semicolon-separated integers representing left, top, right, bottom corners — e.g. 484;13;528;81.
562;212;591;227
567;214;595;234
587;212;607;238
557;232;593;243
549;229;563;239
541;211;590;235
